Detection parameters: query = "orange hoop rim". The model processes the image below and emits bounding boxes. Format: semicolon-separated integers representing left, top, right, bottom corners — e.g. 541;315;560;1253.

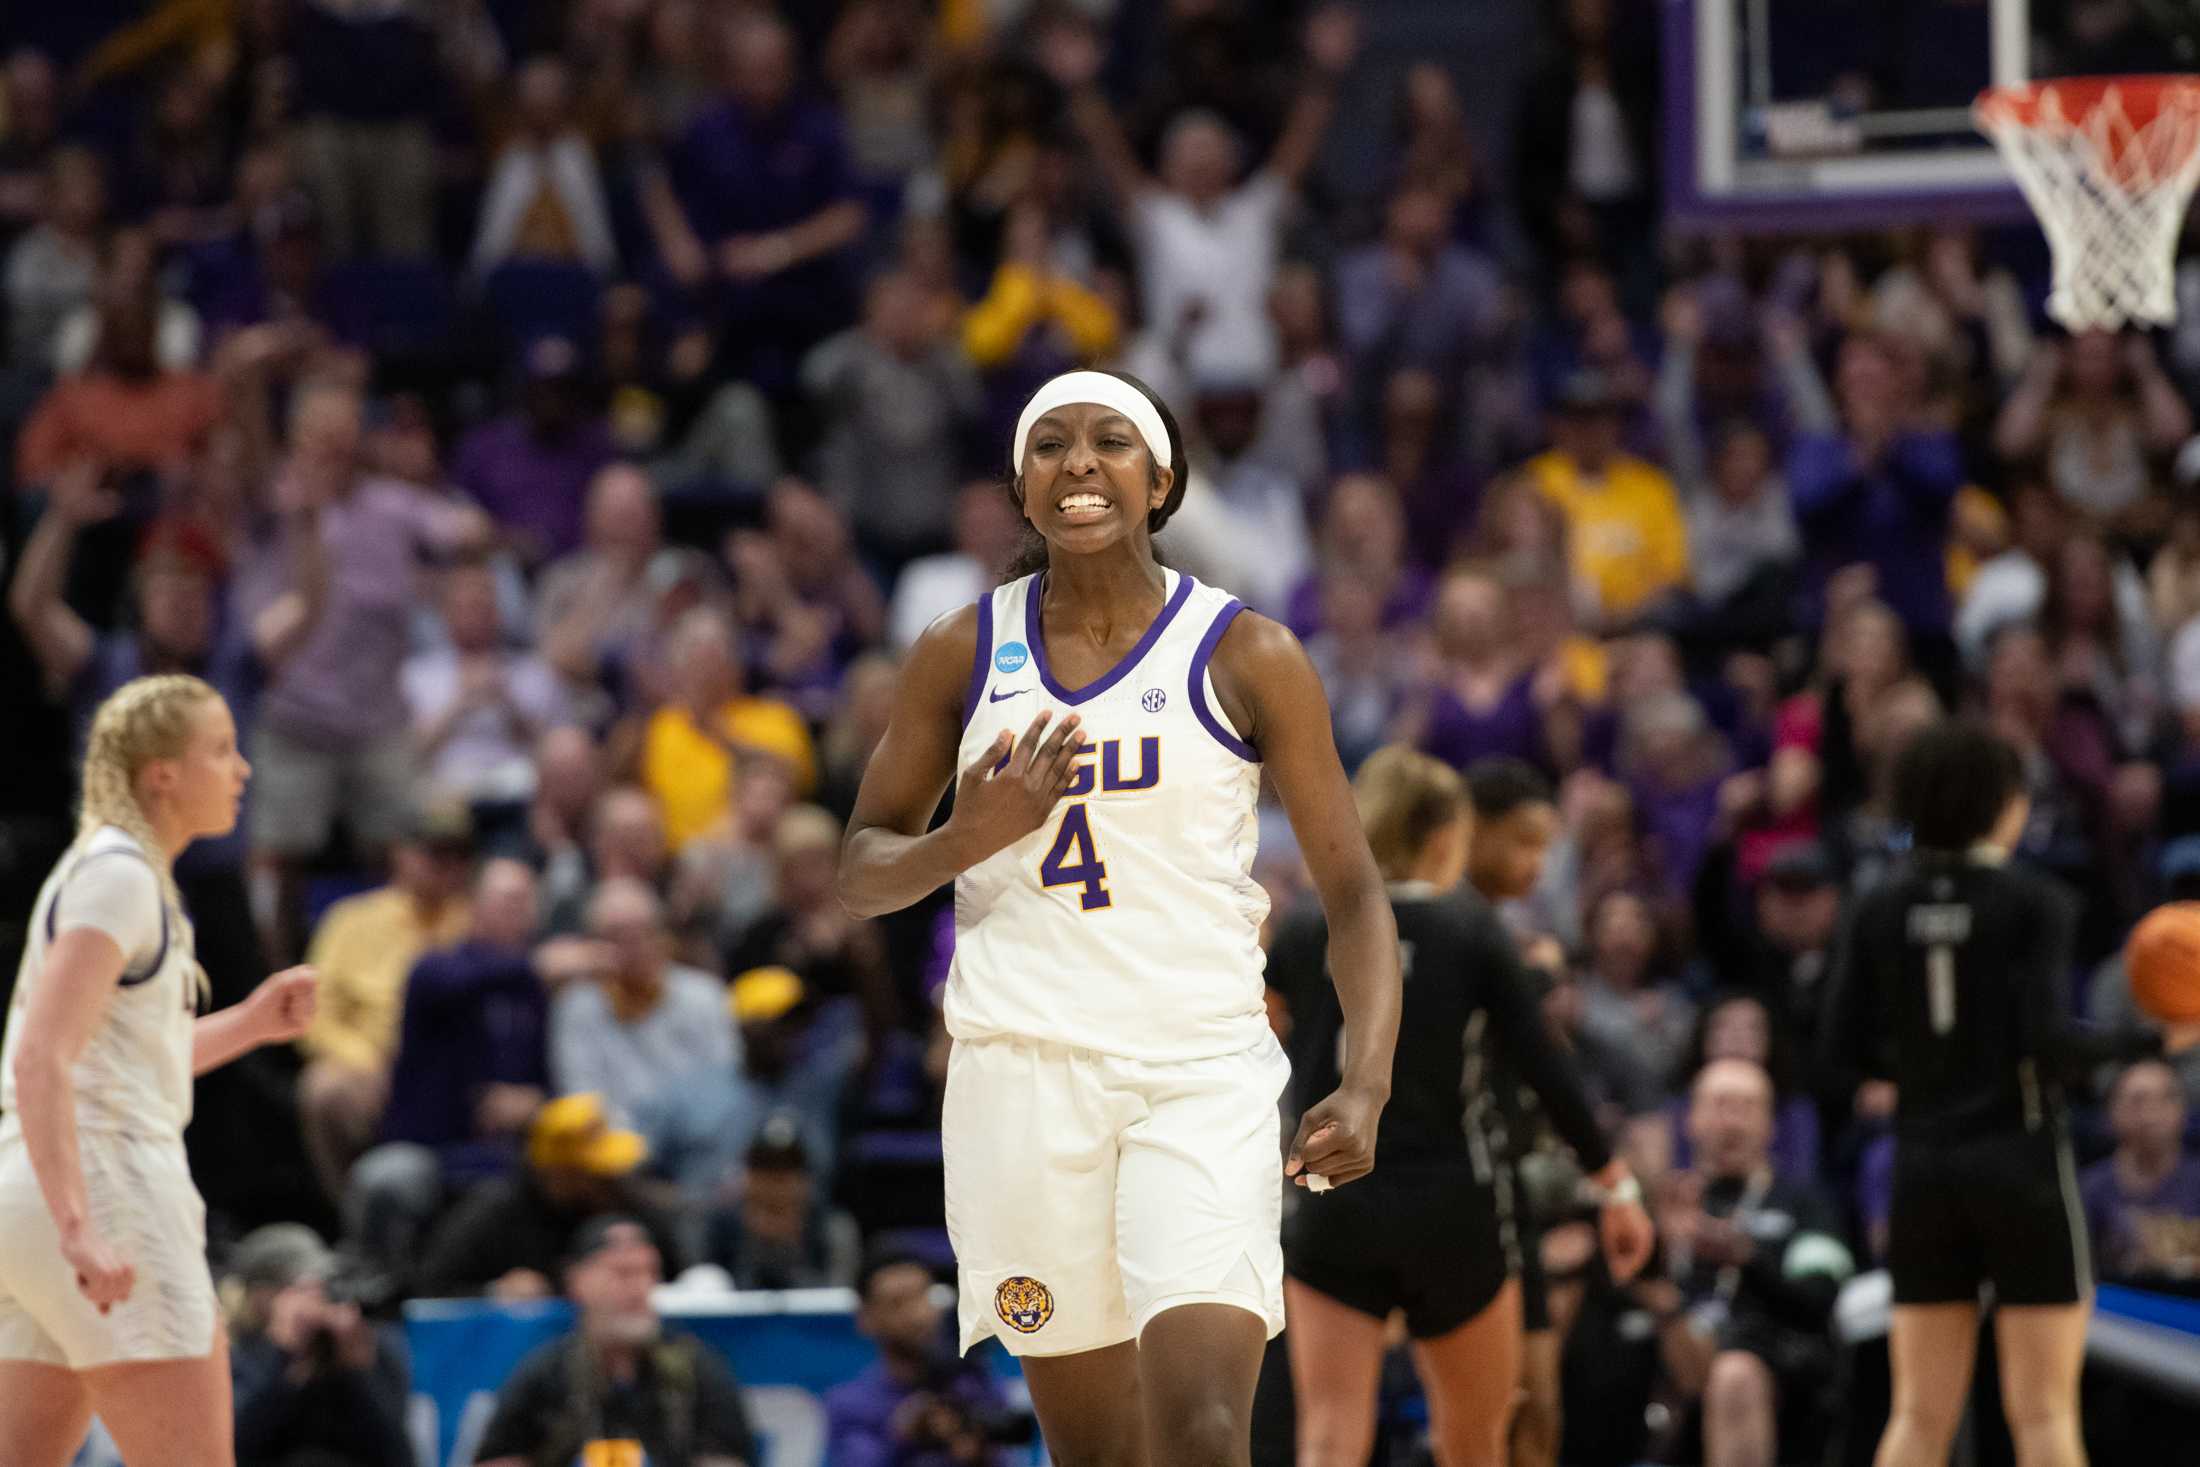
1975;74;2200;132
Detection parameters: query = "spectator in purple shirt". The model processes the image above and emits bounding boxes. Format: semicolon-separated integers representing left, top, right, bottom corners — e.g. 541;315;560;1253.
1334;183;1504;412
349;858;551;1277
1786;333;1964;648
2082;1058;2200;1285
453;335;617;567
659;13;866;391
235;377;488;960
1281;473;1433;640
1404;565;1551;775
825;1253;1021;1467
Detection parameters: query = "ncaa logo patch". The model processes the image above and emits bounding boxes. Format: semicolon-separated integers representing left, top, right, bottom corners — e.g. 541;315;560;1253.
1141;688;1167;713
995;1275;1054;1334
995;641;1030;675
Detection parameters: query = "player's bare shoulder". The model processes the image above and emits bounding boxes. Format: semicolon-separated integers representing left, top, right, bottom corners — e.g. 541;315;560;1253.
1206;607;1322;745
900;601;988;711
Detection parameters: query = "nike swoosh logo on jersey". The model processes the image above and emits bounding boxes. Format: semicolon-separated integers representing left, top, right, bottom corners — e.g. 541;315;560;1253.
989;687;1031;702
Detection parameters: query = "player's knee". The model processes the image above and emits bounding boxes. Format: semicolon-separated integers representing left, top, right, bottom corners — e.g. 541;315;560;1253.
1706;1350;1773;1416
1152;1395;1244;1467
1891;1398;1965;1450
1296;1414;1377;1467
1426;1415;1509;1467
1048;1440;1148;1467
2002;1386;2078;1436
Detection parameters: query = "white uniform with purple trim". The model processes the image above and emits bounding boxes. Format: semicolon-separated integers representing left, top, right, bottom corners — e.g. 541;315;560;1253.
943;568;1290;1356
0;826;216;1367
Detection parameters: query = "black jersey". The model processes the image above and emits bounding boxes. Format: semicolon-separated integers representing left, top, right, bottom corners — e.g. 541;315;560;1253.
1820;856;2158;1145
1267;883;1610;1172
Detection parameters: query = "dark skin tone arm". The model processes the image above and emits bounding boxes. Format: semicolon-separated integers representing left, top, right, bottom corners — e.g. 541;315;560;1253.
1207;613;1398;1184
837;606;1091;920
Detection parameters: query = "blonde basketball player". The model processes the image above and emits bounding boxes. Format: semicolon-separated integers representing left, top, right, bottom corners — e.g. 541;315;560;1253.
0;675;318;1467
841;369;1403;1467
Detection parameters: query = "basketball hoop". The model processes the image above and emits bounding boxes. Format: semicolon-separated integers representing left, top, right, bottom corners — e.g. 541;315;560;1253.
1976;75;2200;331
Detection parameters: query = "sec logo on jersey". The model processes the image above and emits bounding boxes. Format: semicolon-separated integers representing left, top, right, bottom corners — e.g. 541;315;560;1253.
995;641;1030;675
1142;688;1166;713
995;1275;1055;1334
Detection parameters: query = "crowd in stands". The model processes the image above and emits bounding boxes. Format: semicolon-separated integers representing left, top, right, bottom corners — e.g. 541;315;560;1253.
4;2;2200;1465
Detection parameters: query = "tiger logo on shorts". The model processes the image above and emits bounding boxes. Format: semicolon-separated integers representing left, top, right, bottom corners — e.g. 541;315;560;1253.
994;1275;1054;1334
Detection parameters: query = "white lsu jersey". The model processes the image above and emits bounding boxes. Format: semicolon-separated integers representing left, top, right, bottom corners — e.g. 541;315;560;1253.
1;827;198;1142
946;569;1271;1062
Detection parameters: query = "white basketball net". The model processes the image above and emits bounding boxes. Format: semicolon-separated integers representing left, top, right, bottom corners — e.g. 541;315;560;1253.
1978;80;2200;330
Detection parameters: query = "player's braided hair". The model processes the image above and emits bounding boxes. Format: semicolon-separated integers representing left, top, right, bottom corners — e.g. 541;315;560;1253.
76;674;217;1003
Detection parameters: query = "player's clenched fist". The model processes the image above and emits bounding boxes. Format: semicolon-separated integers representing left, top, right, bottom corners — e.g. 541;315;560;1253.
1286;1082;1386;1190
945;711;1086;866
61;1227;134;1314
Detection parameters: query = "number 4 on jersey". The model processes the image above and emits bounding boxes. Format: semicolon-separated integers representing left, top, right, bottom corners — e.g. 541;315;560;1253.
1040;805;1112;910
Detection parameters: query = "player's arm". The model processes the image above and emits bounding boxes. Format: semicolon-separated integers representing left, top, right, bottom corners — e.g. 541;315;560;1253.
838;608;1087;919
1478;925;1610;1171
2019;881;2176;1071
10;924;139;1310
1478;922;1653;1278
1213;612;1399;1186
191;965;320;1075
1816;893;1889;1082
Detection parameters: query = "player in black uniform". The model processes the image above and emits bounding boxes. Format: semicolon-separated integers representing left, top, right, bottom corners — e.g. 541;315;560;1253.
1267;748;1652;1467
1462;757;1567;1467
1821;721;2193;1467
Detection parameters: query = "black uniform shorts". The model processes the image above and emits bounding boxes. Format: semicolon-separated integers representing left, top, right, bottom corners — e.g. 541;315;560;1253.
1888;1127;2089;1308
1284;1160;1510;1339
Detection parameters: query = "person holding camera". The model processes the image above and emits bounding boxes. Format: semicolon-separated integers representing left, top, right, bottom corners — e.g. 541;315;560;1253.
226;1224;413;1467
473;1215;756;1467
825;1252;1028;1467
1629;1059;1853;1467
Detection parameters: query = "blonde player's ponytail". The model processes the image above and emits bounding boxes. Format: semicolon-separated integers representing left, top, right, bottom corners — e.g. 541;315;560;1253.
1353;745;1469;883
75;674;219;1004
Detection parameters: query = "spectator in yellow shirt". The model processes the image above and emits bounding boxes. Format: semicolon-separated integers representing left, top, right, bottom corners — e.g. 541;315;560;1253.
640;607;818;851
296;804;475;1202
961;202;1122;369
1526;372;1690;629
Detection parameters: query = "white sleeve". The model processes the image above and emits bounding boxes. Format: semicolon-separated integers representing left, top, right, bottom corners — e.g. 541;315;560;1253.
1240;171;1291;225
52;856;163;973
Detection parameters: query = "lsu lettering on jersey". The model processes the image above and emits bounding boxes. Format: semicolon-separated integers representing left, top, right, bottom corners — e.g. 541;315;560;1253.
947;569;1271;1062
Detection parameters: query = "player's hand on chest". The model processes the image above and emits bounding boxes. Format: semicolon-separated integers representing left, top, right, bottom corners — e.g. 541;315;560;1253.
949;709;1090;865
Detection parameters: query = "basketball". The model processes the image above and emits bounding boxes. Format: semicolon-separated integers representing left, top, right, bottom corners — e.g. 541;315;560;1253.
2126;902;2200;1024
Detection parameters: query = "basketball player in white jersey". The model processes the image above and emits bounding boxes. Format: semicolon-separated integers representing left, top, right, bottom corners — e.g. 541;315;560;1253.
840;370;1402;1466
0;674;319;1467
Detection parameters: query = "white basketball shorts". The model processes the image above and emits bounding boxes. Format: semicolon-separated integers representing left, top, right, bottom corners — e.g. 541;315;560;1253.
0;1131;217;1368
943;1032;1290;1357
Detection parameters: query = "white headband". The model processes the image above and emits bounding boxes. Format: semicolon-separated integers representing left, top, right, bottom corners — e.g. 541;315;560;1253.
1010;371;1172;476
